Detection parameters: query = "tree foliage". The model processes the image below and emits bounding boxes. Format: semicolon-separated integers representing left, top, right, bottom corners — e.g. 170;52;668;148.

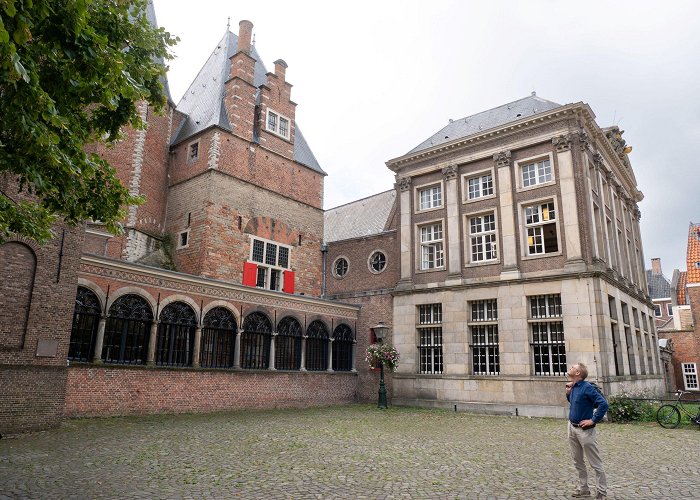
0;0;177;242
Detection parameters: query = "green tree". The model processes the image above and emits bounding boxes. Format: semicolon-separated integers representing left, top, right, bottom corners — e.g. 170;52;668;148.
0;0;177;242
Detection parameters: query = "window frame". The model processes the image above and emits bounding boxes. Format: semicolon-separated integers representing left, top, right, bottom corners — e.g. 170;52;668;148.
519;197;562;259
515;152;556;192
682;362;699;391
416;218;445;272
368;250;387;274
462;168;496;203
265;108;291;140
414;180;444;213
187;140;200;162
248;236;292;291
177;229;190;249
332;256;349;279
464;210;499;265
528;294;566;376
468;299;499;375
417;303;443;375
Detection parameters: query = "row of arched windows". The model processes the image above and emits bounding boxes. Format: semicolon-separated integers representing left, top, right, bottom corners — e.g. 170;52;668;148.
68;287;355;372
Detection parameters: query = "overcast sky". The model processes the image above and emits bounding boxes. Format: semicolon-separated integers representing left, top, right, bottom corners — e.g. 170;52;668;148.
154;0;699;276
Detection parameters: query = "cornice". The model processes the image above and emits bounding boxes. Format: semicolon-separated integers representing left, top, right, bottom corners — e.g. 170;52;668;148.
80;255;360;317
386;103;587;171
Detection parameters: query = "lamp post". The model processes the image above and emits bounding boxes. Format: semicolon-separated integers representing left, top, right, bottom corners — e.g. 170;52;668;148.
373;321;389;409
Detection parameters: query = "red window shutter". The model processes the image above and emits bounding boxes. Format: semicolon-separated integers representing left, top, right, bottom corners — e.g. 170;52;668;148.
282;270;295;294
242;262;257;287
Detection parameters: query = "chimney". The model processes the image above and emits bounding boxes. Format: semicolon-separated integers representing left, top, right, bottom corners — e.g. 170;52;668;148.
651;258;662;275
274;59;288;83
238;20;253;53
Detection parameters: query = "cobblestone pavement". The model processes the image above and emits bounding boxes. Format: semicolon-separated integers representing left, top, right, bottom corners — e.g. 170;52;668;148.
1;405;698;499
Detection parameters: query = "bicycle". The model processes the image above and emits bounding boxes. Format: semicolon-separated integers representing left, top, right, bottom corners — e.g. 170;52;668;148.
656;390;700;428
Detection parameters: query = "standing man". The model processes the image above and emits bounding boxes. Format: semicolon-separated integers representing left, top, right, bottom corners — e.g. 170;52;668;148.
566;362;608;499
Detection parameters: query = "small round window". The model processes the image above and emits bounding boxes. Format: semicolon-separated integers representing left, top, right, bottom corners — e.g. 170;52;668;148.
333;257;349;278
368;251;387;274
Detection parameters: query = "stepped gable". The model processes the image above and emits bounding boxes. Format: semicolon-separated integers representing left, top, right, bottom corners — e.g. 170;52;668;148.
408;93;562;154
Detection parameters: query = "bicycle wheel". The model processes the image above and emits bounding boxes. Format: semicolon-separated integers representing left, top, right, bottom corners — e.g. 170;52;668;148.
657;405;681;428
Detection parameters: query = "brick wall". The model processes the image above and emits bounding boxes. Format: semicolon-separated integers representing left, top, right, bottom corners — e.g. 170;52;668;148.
64;366;357;417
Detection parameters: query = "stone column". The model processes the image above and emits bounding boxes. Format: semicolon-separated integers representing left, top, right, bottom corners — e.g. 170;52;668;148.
233;329;242;369
327;338;334;372
300;335;307;371
494;151;519;280
443;164;462;284
396;176;413;289
191;326;202;368
553;135;584;269
146;321;159;366
269;332;277;370
92;315;107;363
351;340;357;373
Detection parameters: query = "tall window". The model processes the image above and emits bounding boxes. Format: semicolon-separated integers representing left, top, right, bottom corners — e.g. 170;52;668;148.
521;158;552;187
420;222;444;270
68;287;102;362
529;294;566;376
467;173;493;200
250;237;291;291
103;294;153;365
266;109;290;139
469;299;499;375
201;307;237;369
469;213;497;263
682;363;698;391
241;312;272;369
418;304;443;374
276;316;302;370
418;184;442;210
524;201;558;255
306;320;329;371
332;324;354;372
156;302;197;367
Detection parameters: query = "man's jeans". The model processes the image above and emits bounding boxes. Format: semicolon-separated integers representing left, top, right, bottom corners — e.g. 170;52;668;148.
568;422;607;496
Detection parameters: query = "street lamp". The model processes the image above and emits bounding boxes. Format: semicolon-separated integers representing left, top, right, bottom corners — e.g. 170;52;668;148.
373;321;390;409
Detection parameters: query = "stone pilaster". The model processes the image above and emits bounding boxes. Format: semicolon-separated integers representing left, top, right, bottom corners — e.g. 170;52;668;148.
494;151;519;280
553;135;584;269
443;165;461;283
396;176;413;289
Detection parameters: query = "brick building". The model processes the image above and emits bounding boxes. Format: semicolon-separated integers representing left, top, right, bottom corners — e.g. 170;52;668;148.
327;94;665;417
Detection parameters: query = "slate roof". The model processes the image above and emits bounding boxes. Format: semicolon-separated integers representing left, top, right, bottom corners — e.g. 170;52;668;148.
686;222;700;283
324;190;396;243
171;30;324;174
145;1;172;103
646;269;671;300
408;93;562;154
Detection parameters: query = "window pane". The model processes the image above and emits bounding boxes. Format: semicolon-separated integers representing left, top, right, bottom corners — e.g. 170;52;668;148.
278;247;289;268
252;239;264;263
265;243;277;266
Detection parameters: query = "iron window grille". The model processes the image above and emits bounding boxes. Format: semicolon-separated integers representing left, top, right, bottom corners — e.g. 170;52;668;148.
305;320;329;371
276;316;302;370
332;324;354;372
529;294;566;376
103;294;153;365
68;287;101;362
241;312;272;369
201;307;237;369
418;304;443;374
156;302;197;367
469;299;499;375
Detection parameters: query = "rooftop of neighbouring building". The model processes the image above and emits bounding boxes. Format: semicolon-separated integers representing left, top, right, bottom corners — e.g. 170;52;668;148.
324;190;396;243
646;258;672;299
407;93;562;154
687;221;700;283
170;28;324;174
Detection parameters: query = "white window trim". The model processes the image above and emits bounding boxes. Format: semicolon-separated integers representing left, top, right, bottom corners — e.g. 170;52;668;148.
177;229;190;249
461;167;496;204
414;180;444;213
332;255;350;279
367;249;388;275
187;140;200;162
265;108;291;140
518;196;562;259
415;218;446;272
463;209;499;266
515;152;556;192
248;236;292;291
682;362;699;391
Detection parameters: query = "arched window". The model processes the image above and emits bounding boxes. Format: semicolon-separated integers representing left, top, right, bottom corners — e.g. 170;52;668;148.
241;312;272;369
68;287;101;362
201;307;237;368
156;302;197;367
276;316;302;370
332;324;354;372
103;294;153;365
306;320;329;371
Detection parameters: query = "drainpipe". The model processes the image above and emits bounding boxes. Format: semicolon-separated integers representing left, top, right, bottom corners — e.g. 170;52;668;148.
321;243;328;298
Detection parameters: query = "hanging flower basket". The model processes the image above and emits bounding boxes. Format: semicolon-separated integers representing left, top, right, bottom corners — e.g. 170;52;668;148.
365;343;400;372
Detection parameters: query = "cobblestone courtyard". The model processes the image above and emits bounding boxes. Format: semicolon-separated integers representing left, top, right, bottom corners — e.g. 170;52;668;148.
1;405;698;499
